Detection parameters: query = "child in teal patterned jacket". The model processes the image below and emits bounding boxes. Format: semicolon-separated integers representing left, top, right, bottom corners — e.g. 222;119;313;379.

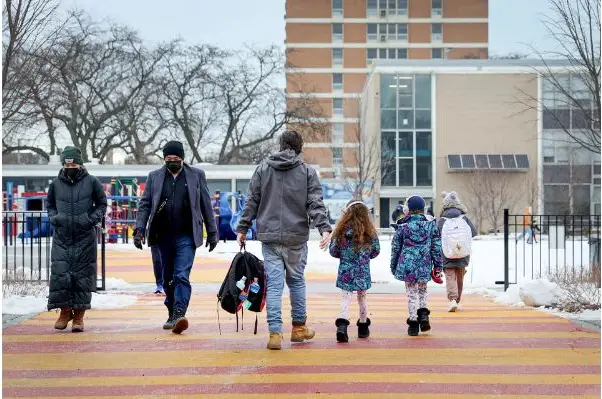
329;200;380;343
390;195;443;336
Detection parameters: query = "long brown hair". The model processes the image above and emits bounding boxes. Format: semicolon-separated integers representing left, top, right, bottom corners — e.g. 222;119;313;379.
332;200;377;249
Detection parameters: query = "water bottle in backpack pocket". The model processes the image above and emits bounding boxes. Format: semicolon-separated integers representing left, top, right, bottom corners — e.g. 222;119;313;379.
441;216;473;259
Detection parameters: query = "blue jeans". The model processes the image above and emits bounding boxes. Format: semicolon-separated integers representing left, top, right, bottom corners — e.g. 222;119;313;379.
150;245;163;288
157;235;196;313
517;227;533;243
261;243;308;334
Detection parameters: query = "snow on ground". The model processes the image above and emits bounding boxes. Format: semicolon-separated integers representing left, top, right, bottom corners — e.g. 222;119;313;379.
2;284;138;315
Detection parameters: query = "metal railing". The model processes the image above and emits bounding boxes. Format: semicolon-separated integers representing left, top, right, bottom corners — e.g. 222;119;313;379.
499;209;601;290
2;211;106;290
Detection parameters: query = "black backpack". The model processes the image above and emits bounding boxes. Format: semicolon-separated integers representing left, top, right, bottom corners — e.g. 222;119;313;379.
217;245;266;334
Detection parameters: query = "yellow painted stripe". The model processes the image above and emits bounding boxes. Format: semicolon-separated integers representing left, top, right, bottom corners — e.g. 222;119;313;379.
5;330;598;343
4;372;599;388
4;348;600;370
7;395;601;399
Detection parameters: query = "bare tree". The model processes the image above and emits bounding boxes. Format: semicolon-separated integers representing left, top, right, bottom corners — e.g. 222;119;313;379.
532;0;600;153
2;0;61;123
161;44;224;164
464;171;519;233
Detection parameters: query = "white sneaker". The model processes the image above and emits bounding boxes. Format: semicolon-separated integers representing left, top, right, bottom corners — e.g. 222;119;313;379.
448;300;458;312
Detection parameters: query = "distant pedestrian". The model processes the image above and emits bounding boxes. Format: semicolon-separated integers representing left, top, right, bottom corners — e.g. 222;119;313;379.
150;245;164;295
135;141;218;334
516;207;534;244
236;130;332;350
390;195;443;336
329;200;380;343
46;146;107;333
438;191;477;312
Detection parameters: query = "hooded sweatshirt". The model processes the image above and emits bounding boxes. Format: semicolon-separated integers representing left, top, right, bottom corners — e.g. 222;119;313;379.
237;150;332;246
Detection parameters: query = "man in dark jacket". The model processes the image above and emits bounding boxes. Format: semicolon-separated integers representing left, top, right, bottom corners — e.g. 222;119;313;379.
135;141;218;334
236;131;332;350
46;146;107;333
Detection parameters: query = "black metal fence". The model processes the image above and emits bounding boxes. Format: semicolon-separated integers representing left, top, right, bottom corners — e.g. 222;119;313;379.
2;211;106;290
498;209;601;290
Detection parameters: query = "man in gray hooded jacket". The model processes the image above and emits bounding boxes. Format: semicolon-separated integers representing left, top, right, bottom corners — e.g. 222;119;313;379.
237;130;332;350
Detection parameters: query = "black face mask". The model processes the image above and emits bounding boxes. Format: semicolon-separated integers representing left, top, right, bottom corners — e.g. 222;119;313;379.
64;168;79;180
166;160;182;173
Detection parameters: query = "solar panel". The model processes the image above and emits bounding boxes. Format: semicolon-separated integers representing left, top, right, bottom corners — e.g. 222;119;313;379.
447;154;462;169
461;155;475;169
475;155;489;169
515;154;530;169
488;154;503;169
502;154;517;169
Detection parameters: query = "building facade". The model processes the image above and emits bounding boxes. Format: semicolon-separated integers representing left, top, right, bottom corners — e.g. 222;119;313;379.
285;0;489;177
359;59;600;229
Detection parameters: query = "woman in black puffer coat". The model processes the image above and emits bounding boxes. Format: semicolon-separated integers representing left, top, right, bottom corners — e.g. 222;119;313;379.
45;146;107;332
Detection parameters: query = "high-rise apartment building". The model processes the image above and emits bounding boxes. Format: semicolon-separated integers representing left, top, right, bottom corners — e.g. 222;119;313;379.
285;0;489;177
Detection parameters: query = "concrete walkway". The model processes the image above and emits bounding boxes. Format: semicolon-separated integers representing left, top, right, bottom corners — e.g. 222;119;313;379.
2;248;601;398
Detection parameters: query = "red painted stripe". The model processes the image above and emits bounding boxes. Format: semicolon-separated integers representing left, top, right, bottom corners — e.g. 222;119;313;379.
3;382;600;396
2;322;584;336
4;337;599;354
4;364;600;379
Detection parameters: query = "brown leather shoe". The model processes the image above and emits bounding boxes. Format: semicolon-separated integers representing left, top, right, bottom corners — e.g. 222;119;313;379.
267;333;283;350
290;322;315;343
54;308;73;330
72;310;86;333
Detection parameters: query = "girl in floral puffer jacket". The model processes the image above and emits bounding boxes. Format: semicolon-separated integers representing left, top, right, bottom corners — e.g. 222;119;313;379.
329;200;380;343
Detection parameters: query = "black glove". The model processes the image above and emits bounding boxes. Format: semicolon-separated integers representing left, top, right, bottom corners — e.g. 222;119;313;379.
133;228;145;250
205;233;218;252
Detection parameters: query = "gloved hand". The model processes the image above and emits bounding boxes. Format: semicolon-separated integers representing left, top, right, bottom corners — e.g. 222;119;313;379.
133;228;145;250
431;268;443;284
205;233;218;252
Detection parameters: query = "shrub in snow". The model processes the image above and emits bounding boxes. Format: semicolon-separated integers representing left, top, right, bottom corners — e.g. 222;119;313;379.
549;268;601;313
2;270;48;298
518;279;559;307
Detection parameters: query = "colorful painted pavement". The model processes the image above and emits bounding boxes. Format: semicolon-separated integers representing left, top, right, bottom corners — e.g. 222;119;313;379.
2;249;601;398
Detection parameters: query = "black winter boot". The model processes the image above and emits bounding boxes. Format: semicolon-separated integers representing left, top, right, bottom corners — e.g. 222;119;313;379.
171;309;189;334
417;308;431;332
335;318;350;342
163;306;175;330
407;318;419;336
357;318;371;338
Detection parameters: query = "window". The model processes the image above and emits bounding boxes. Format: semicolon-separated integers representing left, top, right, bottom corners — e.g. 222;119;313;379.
332;73;343;91
432;0;442;16
431;23;442;41
333;147;344;166
381;131;396;186
367;0;377;16
378;23;387;40
333;98;344;117
379;48;387;59
332;0;343;16
332;124;344;146
398;131;413;157
397;23;408;40
543;147;555;163
396;0;408;15
332;23;343;42
432;48;443;59
332;48;343;66
416;132;432;186
387;23;396;40
367;24;377;41
556;147;569;163
388;48;396;59
235;179;250;194
367;48;377;63
415;110;431;129
396;48;408;59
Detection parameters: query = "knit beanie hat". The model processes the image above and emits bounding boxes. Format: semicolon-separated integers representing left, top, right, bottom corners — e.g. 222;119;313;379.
406;195;426;212
442;191;468;213
163;141;185;159
60;146;84;166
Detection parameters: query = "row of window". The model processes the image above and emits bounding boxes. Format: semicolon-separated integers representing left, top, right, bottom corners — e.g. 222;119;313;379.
332;47;447;66
332;23;443;43
381;131;433;187
366;0;442;17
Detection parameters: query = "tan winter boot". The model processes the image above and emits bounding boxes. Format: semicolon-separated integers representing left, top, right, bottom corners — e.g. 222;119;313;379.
267;333;283;350
54;308;73;330
72;310;86;333
291;321;315;343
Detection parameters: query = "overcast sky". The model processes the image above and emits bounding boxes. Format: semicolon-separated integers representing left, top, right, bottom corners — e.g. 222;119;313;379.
66;0;557;55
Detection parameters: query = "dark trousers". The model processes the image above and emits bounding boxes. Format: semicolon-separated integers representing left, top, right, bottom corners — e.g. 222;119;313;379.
150;245;163;287
157;234;196;313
